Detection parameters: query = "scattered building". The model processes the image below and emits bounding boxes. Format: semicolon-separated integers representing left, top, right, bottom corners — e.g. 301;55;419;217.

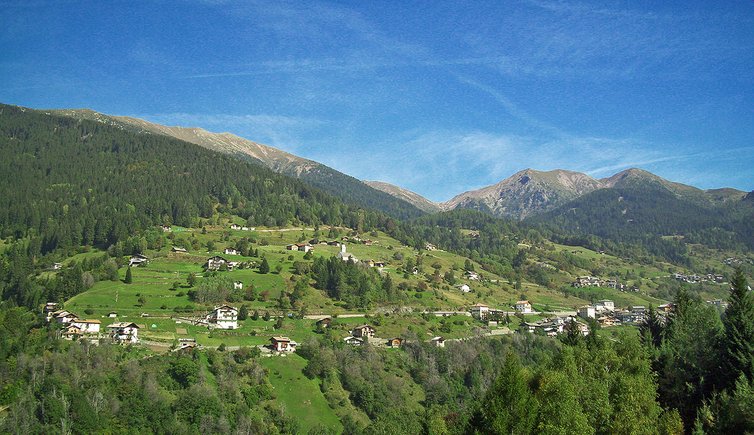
129;254;149;267
270;336;297;353
316;317;332;329
44;302;59;321
224;247;239;256
233;281;244;290
425;243;438;251
107;322;140;344
352;324;375;339
51;310;77;324
161;225;172;232
456;284;471;293
430;336;446;348
344;336;365;346
465;271;480;281
470;303;490;320
171;246;187;253
205;256;233;271
577;305;596;319
387;337;403;348
61;325;83;341
52;262;63;270
337;244;359;263
230;224;241;230
594;300;615;312
71;319;101;334
515;300;533;313
207;305;238;330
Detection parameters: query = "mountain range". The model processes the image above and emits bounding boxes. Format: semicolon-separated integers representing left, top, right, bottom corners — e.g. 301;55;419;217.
26;105;754;228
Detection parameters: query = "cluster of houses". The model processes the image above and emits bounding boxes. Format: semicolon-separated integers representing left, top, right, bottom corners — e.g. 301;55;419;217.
576;300;655;325
571;276;638;292
44;303;140;344
672;272;725;284
520;316;589;337
229;224;254;231
286;243;313;253
205;255;241;271
469;300;533;320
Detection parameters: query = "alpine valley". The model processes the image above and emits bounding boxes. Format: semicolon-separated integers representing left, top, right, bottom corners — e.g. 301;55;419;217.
1;103;753;434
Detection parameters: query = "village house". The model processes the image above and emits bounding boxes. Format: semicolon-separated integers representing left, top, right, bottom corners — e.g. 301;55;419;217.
71;318;101;334
337;244;359;263
129;254;149;267
470;303;490;320
233;281;244;290
108;311;118;318
230;224;241;230
224;247;239;256
373;261;386;268
61;325;83;341
425;243;437;251
207;305;238;330
594;300;615;312
430;336;446;348
107;322;140;344
171;246;187;253
51;310;77;324
658;303;675;313
270;336;297;353
578;305;596;319
352;324;375;339
515;300;533;313
43;302;59;321
161;225;172;232
205;255;230;271
316;317;332;329
597;315;619;327
456;284;471;293
465;271;480;281
572;276;602;288
387;337;403;348
52;262;63;270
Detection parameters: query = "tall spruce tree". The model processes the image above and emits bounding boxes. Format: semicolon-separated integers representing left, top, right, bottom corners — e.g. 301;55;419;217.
721;268;754;389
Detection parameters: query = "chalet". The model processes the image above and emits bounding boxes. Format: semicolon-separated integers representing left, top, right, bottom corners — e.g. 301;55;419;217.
207;305;238;330
577;305;596;319
387;337;403;348
594;300;615;312
71;319;101;334
61;325;82;341
107;322;140;344
352;324;375;339
205;256;229;271
270;336;297;353
344;336;364;346
465;271;480;281
129;254;149;267
515;300;533;313
658;303;675;313
44;302;59;321
224;247;239;256
52;310;77;324
456;284;471;293
430;336;446;348
233;281;244;290
230;224;241;230
171;246;187;253
296;243;312;253
470;303;490;320
316;317;332;328
337;244;359;263
597;315;619;327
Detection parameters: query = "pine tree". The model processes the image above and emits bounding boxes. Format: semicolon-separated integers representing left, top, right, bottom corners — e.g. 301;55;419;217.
259;258;270;274
721;268;754;389
125;267;133;284
238;305;248;321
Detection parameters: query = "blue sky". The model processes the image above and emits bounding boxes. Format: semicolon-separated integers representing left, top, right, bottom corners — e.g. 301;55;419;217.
2;0;753;201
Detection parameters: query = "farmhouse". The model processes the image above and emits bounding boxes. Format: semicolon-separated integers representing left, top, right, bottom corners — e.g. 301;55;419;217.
352;324;375;339
161;225;172;232
456;284;471;293
171;246;187;253
515;300;533;313
430;336;446;348
224;247;239;255
230;224;241;230
205;256;229;271
61;325;83;341
43;302;59;321
465;271;480;281
71;319;101;334
129;254;149;267
52;262;63;270
344;336;365;346
387;337;403;348
270;336;297;353
207;305;238;330
107;322;140;344
316;317;332;328
470;303;490;320
233;281;244;290
51;310;77;324
578;305;596;319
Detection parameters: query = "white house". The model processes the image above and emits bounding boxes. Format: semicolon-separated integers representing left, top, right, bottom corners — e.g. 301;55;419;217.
52;310;77;324
107;322;140;344
344;336;365;346
430;336;446;348
470;303;490;320
515;300;533;313
207;305;238;330
224;247;239;256
44;302;59;321
171;246;187;253
594;300;615;312
129;254;149;267
61;325;83;341
465;271;480;281
578;305;596;319
205;256;229;271
230;224;241;230
71;319;101;334
456;284;471;293
233;281;244;290
270;336;297;353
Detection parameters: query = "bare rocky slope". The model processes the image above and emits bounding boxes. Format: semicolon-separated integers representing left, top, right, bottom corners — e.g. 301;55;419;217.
364;181;441;213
